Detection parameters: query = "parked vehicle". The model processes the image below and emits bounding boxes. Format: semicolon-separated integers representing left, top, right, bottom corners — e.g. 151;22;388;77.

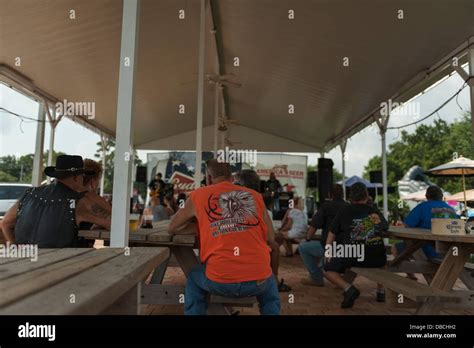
0;183;31;218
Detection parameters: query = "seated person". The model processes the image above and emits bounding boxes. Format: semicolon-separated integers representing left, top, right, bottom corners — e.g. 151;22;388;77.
80;159;112;231
150;195;171;222
163;193;178;215
324;182;388;308
1;155;111;247
238;169;291;292
392;185;454;280
169;160;280;315
275;197;307;256
299;184;348;287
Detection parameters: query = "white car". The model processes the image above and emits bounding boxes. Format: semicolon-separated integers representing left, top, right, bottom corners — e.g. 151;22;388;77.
0;183;32;218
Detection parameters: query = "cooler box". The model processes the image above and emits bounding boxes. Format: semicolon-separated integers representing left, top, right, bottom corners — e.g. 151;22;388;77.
431;218;465;235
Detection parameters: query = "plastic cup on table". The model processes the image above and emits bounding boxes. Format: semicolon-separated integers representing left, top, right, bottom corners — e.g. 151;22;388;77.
129;214;141;232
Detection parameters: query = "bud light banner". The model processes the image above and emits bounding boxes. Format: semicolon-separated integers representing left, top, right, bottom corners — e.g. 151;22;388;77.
147;151;242;195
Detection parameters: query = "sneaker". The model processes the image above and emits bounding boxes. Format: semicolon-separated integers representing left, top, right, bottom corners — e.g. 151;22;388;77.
341;285;360;308
300;277;324;287
376;291;385;303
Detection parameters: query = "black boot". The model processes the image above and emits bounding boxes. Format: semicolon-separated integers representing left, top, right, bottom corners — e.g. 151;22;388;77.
341;285;360;308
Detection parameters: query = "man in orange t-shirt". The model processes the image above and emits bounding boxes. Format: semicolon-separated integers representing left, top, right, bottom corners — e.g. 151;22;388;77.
169;159;280;315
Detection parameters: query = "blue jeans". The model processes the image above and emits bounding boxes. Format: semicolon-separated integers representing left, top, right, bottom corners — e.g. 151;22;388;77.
272;198;280;219
184;265;280;315
298;241;324;282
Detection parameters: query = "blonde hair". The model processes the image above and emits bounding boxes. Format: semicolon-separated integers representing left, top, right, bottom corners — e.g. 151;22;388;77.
293;196;304;210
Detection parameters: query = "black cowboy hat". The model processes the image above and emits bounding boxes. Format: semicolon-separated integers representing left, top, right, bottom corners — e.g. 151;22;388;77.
44;155;95;178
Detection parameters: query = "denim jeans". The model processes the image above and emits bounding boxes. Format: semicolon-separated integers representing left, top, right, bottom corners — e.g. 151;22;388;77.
272;198;280;219
184;265;280;315
298;241;324;282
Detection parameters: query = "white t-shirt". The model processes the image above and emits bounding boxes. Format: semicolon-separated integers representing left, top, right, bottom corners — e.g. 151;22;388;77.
267;209;273;221
287;208;307;239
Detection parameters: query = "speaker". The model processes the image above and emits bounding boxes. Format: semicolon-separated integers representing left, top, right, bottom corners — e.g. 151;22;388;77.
307;171;318;188
136;166;147;183
318;158;333;203
369;170;382;184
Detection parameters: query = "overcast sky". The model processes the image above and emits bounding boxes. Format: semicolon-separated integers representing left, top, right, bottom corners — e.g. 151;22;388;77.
0;69;470;178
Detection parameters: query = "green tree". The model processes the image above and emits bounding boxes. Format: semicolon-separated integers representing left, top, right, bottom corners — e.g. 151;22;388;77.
0;170;16;182
363;112;473;199
94;139;143;194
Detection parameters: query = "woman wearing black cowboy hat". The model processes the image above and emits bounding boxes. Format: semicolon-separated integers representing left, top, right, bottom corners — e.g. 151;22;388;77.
1;155;111;248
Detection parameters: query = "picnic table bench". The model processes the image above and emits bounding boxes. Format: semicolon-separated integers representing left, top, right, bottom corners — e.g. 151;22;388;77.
0;247;169;315
352;226;474;314
79;220;261;314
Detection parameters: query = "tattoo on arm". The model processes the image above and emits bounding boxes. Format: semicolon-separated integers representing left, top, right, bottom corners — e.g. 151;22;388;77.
90;203;111;219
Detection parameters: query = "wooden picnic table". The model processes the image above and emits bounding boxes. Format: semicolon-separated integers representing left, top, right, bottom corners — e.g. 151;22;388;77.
78;219;285;314
380;226;474;314
79;220;197;283
0;247;169;315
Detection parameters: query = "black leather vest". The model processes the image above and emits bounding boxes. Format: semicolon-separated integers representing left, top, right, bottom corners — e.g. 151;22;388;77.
14;181;87;248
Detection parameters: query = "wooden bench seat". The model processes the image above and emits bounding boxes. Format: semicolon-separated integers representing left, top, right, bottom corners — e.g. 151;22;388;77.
351;267;460;303
0;247;170;315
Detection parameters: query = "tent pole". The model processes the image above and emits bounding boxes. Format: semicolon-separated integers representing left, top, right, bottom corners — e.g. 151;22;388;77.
376;115;390;219
110;0;140;248
32;102;46;187
468;44;474;145
213;56;219;157
45;105;60;184
194;0;206;186
340;140;347;200
462;170;467;215
100;134;107;196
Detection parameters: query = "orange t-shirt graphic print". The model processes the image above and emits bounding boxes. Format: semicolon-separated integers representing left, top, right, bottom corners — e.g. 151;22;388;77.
190;181;272;283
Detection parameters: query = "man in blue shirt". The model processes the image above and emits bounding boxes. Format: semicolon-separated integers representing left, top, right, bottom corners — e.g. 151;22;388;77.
392;186;455;279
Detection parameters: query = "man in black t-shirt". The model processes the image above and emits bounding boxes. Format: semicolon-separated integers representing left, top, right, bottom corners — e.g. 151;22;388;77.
324;182;388;308
148;173;165;204
265;172;282;217
299;184;348;287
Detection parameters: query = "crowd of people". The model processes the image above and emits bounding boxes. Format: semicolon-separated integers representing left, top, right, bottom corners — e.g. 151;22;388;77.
0;154;453;315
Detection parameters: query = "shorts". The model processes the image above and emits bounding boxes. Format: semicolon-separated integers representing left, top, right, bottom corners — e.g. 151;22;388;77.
394;241;439;260
324;247;387;273
287;228;306;239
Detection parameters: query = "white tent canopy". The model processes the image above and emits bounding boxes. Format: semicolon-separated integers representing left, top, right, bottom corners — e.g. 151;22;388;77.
1;0;473;152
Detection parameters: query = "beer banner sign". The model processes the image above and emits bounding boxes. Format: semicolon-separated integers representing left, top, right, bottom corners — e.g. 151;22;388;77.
147;152;307;198
147;151;242;195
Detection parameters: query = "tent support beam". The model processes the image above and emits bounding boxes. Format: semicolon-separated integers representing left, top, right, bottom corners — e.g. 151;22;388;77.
468;45;474;145
375;115;390;219
194;0;206;186
208;0;228;125
340;139;347;200
32;102;45;186
100;134;108;196
45;103;62;184
213;56;220;156
110;0;140;248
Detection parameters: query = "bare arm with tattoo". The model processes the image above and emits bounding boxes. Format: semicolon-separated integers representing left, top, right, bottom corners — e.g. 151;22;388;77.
76;192;111;230
1;201;18;243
